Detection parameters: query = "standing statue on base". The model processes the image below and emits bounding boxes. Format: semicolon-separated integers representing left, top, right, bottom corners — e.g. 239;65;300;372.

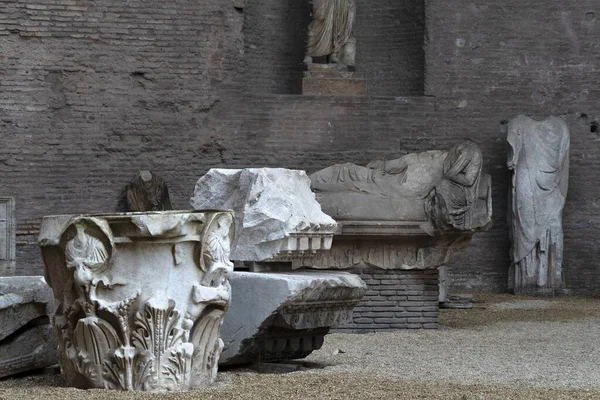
304;0;356;67
507;115;570;295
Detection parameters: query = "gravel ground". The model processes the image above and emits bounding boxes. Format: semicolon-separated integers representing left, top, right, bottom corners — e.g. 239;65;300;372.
1;294;599;399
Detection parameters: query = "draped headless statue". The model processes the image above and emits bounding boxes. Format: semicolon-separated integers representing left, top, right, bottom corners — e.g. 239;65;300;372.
507;115;570;294
305;0;356;66
310;140;490;234
126;170;172;212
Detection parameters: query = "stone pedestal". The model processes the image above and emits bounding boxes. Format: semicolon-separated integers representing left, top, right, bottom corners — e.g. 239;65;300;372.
38;210;234;391
220;271;366;365
302;64;367;96
0;276;58;378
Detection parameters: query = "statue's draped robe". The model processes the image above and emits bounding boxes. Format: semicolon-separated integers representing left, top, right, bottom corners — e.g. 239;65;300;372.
310;141;484;231
507;115;569;289
307;0;355;57
427;141;482;229
126;172;172;212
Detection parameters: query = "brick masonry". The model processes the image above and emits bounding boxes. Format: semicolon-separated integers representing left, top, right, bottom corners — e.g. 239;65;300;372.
1;0;600;294
335;269;439;332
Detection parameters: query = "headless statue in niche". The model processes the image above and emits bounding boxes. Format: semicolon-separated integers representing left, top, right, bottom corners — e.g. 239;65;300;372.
126;170;172;212
310;140;490;234
304;0;356;67
507;115;569;294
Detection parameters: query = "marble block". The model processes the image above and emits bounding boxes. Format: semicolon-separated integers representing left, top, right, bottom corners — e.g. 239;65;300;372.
190;168;336;263
220;271;367;365
0;276;58;378
39;210;234;391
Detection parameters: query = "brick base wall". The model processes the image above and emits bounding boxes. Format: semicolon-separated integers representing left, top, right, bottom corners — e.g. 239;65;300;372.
336;269;439;332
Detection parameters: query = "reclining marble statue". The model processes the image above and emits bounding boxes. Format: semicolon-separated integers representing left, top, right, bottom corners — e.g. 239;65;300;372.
311;140;490;234
506;115;570;295
190;168;367;365
304;140;492;271
38;210;234;391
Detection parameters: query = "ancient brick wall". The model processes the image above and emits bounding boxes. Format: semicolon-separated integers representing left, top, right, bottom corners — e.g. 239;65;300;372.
2;0;600;294
425;0;600;293
335;270;439;332
0;0;245;274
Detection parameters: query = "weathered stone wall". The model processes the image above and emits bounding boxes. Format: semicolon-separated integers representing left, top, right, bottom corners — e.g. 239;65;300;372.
335;270;439;332
2;0;600;294
0;0;245;274
425;0;600;293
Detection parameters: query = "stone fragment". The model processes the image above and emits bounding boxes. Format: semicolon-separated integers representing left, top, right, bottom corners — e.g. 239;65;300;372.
126;170;172;212
507;115;570;295
219;271;366;366
0;197;15;276
39;210;234;391
0;276;57;378
190;168;337;263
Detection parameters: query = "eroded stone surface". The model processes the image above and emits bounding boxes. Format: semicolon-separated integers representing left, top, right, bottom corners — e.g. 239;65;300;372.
39;210;234;391
220;271;366;365
0;276;57;378
507;115;570;295
190;168;336;263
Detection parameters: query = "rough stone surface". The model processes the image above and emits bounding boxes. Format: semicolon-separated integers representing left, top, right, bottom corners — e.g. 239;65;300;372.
220;271;367;365
38;210;234;391
0;276;57;378
0;198;16;277
191;168;336;263
507;115;570;296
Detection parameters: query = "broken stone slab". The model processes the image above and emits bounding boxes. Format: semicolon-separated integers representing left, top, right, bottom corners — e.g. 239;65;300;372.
219;271;367;366
0;276;57;378
191;168;337;263
38;210;235;391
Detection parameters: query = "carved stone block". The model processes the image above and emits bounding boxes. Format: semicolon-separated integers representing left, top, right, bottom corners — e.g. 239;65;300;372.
191;168;336;263
220;271;367;365
0;197;16;276
0;276;58;378
38;210;234;391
